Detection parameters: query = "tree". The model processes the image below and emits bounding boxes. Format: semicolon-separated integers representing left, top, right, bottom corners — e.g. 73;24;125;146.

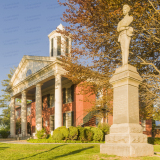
0;67;16;129
58;0;160;120
0;67;32;129
0;108;10;130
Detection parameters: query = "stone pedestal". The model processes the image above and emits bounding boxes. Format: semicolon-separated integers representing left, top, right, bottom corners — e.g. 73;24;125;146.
100;64;153;157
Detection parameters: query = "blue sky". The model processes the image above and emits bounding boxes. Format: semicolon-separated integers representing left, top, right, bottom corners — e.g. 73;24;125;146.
0;0;66;114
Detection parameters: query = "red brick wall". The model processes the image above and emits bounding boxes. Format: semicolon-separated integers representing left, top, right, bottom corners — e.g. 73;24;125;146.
73;84;96;126
74;85;84;126
108;114;113;126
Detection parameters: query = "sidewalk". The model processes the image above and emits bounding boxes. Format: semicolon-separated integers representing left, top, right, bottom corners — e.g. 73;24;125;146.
0;139;29;144
0;139;103;144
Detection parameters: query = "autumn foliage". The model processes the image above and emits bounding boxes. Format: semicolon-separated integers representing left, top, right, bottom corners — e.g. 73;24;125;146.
58;0;160;120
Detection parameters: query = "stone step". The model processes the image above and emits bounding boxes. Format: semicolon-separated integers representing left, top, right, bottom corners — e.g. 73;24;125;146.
105;133;147;143
17;136;31;140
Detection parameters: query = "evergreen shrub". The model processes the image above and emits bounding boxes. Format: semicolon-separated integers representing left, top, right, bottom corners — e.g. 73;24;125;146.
36;128;47;139
91;127;103;141
0;128;9;138
69;126;78;140
148;137;155;144
52;130;64;140
60;127;69;140
77;127;86;141
98;122;110;134
85;128;93;141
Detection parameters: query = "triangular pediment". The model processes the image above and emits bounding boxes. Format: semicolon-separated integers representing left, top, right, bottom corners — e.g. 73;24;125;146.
11;56;56;87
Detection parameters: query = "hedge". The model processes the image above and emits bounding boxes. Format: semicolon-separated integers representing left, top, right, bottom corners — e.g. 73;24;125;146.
35;124;110;143
0;128;10;138
35;128;47;139
148;137;160;145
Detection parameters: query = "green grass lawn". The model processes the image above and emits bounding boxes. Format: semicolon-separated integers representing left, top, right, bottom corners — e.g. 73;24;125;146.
0;143;160;160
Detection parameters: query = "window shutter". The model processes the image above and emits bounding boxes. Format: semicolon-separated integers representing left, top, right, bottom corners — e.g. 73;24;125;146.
71;111;74;126
71;85;74;102
67;88;71;103
63;88;66;104
63;113;66;126
47;94;50;108
50;115;54;131
42;96;44;110
57;36;61;56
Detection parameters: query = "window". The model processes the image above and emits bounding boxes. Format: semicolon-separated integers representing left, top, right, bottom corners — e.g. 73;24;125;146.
51;38;54;57
50;94;55;107
71;85;74;102
96;117;101;126
96;92;100;99
66;38;69;55
63;113;66;126
63;85;74;104
63;111;74;128
57;36;61;56
67;87;71;103
26;69;32;77
63;88;66;104
42;95;50;109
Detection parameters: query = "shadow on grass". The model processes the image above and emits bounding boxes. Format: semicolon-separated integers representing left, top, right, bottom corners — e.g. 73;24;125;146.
53;146;94;159
0;147;9;150
17;144;66;160
0;143;9;150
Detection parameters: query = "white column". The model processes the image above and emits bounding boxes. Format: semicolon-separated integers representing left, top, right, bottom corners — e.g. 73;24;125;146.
54;37;57;56
55;74;62;129
69;38;72;56
10;97;15;137
35;83;42;131
21;91;27;137
61;36;65;56
49;38;51;57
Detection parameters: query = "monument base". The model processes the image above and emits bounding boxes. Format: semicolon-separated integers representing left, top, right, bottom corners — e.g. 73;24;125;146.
100;143;153;157
100;64;154;157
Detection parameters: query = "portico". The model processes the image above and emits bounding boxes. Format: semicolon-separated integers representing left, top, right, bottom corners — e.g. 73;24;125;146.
10;56;68;137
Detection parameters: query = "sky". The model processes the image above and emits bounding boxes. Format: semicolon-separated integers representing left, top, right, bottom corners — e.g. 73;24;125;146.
0;0;66;114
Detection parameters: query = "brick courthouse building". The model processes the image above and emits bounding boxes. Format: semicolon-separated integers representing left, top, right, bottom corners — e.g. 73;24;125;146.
9;24;152;138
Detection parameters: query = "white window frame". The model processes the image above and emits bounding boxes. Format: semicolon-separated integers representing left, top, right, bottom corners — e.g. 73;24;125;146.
141;120;146;131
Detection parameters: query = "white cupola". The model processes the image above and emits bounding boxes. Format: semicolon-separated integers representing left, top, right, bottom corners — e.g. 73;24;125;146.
48;24;71;57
